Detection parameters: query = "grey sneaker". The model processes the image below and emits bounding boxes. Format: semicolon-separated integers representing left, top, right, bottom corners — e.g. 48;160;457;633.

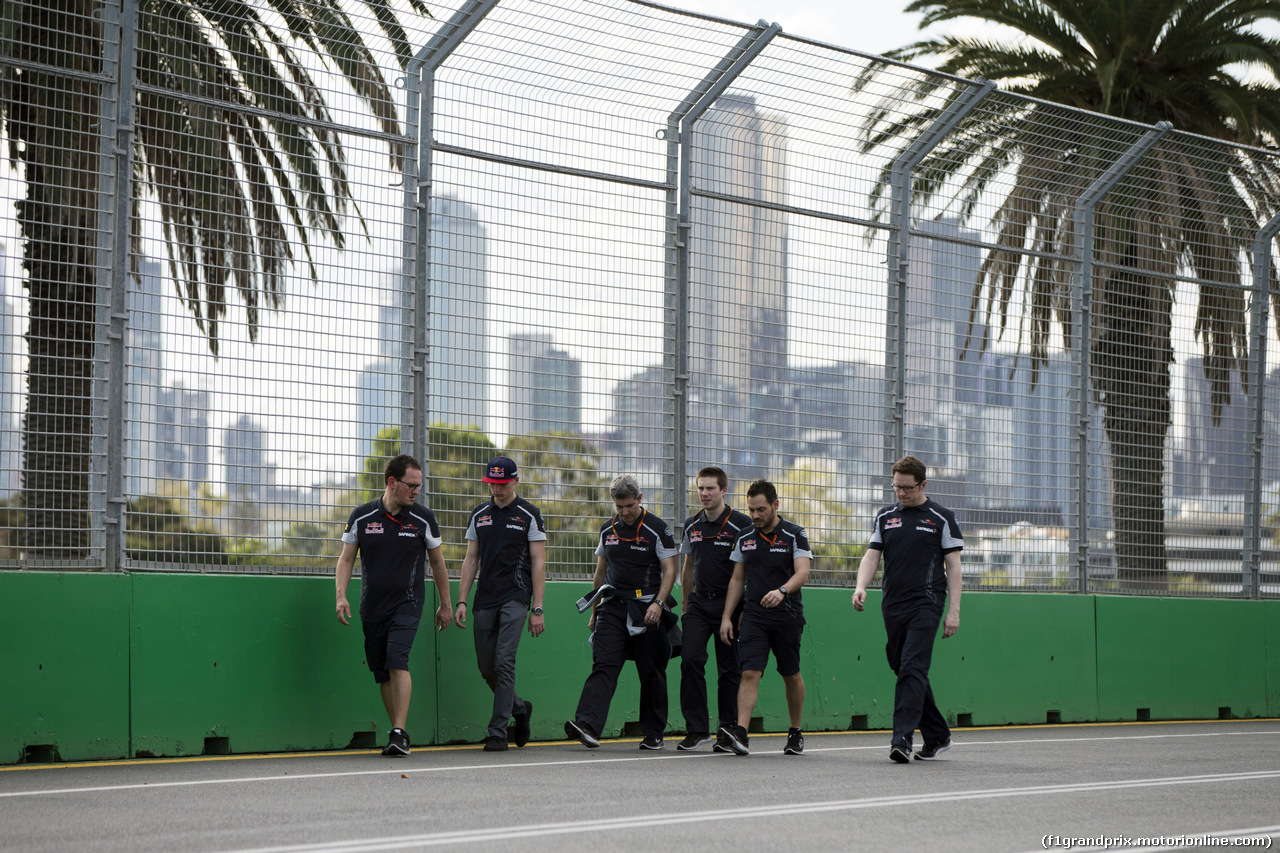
564;719;600;748
676;732;712;751
914;738;952;760
718;723;749;756
381;728;410;756
889;744;911;764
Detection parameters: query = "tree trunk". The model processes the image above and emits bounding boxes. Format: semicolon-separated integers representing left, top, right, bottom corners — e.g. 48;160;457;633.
1095;266;1173;592
8;0;103;562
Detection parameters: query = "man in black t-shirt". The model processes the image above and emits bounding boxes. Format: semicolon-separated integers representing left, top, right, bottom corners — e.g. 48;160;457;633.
718;480;812;757
565;474;678;750
677;466;751;752
336;454;453;756
455;456;547;752
853;455;963;764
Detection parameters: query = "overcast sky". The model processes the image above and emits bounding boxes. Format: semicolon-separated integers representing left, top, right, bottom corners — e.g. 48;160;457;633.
664;0;945;60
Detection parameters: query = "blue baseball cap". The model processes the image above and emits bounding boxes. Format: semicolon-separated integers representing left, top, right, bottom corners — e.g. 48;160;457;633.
482;456;518;483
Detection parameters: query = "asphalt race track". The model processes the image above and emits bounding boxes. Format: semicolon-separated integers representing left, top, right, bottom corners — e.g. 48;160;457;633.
2;720;1277;853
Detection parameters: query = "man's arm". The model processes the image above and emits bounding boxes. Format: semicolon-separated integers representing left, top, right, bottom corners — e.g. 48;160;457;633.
680;553;694;612
645;554;678;626
454;540;479;629
428;545;453;630
528;539;547;637
335;541;358;625
588;555;607;631
942;550;961;638
762;555;811;608
719;562;745;642
851;548;881;612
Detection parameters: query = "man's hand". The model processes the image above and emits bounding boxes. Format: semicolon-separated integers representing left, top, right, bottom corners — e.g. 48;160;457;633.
644;601;663;626
761;589;785;608
435;604;453;631
454;601;468;629
718;617;734;644
851;590;867;612
336;597;351;626
943;611;959;639
529;611;545;637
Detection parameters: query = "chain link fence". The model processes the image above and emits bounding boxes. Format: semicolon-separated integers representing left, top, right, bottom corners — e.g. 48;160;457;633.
2;0;1278;598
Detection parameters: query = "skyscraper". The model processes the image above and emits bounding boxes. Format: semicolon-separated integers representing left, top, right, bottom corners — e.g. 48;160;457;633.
428;195;488;433
223;415;274;501
687;93;791;481
157;382;211;488
125;257;164;498
0;243;19;499
509;332;582;436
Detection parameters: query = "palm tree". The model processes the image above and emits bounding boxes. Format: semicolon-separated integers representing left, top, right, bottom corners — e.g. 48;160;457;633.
860;0;1280;589
1;0;427;560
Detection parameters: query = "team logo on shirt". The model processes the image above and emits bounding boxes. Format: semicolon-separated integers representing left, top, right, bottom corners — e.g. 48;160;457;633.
365;522;384;534
476;515;493;527
605;534;620;546
885;518;902;529
689;530;703;543
741;539;757;551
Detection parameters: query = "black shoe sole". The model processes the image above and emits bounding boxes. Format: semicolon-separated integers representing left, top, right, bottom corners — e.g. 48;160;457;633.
676;735;712;751
890;748;911;764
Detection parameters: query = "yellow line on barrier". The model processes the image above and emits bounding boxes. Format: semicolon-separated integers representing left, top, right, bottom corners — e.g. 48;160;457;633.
3;717;1276;773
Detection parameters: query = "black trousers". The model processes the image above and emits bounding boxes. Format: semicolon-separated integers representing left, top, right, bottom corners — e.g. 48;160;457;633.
679;596;741;734
883;605;950;750
574;598;671;739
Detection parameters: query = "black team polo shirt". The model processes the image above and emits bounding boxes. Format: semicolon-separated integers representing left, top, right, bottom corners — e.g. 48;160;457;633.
596;508;678;592
465;495;547;610
867;497;964;617
342;498;444;621
680;504;753;594
730;515;812;621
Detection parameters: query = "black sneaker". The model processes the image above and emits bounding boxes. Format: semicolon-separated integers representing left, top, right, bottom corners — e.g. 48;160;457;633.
889;744;911;764
381;728;410;756
639;736;664;751
483;734;508;752
718;723;749;756
676;732;712;751
784;728;804;755
712;729;732;753
513;701;533;748
914;738;952;760
564;719;600;748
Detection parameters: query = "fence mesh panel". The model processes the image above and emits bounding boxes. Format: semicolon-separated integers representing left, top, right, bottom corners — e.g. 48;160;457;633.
1;0;1278;597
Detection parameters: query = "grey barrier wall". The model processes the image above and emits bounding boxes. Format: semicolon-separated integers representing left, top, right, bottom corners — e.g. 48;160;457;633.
1;0;1278;598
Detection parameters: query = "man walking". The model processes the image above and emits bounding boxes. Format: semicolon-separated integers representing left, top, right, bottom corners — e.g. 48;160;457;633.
336;454;453;756
455;455;547;752
853;455;963;764
565;475;679;750
677;466;751;752
718;480;811;756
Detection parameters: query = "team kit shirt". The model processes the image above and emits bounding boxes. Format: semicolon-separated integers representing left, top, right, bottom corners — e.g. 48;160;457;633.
342;498;444;621
596;508;678;592
465;496;547;610
867;497;964;616
680;505;752;595
730;516;812;621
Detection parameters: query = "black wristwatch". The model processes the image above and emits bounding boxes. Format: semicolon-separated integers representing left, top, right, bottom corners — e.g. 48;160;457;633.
778;585;789;597
531;606;544;615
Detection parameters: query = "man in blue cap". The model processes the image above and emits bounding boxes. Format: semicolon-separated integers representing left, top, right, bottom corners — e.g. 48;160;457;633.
455;455;548;751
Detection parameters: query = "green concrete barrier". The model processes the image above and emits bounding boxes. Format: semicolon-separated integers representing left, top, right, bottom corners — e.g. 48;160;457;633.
1;570;1275;764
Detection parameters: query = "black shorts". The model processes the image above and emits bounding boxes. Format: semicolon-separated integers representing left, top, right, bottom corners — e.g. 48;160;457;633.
362;603;422;683
737;613;804;677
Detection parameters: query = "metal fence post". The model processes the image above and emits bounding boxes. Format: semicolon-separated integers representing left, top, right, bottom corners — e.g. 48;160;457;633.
883;80;993;485
665;20;780;527
1069;122;1170;592
406;0;500;466
90;0;138;572
1243;212;1280;598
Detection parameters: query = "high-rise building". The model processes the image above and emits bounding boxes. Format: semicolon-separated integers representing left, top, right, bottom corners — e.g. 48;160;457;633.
686;93;791;481
1176;356;1250;497
223;415;274;501
125;258;164;497
0;243;19;499
509;332;582;436
427;195;488;433
157;383;211;488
